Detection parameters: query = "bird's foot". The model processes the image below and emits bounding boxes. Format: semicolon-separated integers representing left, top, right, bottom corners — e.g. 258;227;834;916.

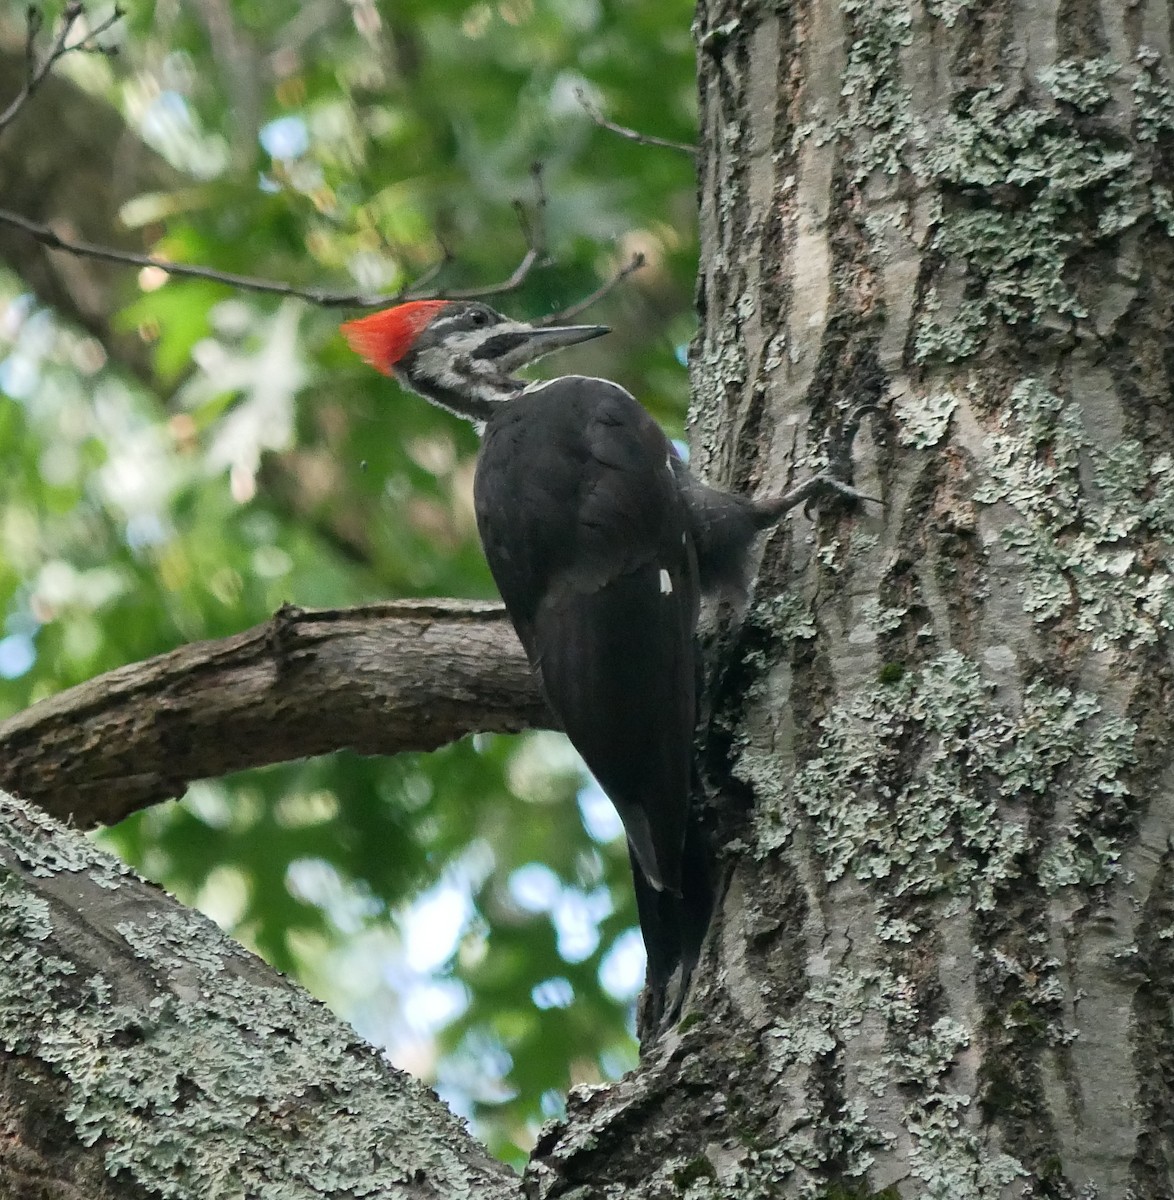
754;468;880;524
807;471;881;509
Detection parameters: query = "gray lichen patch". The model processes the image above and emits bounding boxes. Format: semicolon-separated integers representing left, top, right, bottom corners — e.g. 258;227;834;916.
750;969;899;1189
812;21;1174;370
4;797;131;888
1152;184;1174;236
906;43;1174;365
735;633;1138;1191
883;985;1029;1196
757;651;1136;906
754;964;1027;1197
975;378;1174;651
922;0;975;28
1132;49;1174;145
0;873;74;1058
893;388;960;450
0;791;512;1199
905;1093;1028;1198
1038;57;1120;112
837;0;915;180
916;78;1140;361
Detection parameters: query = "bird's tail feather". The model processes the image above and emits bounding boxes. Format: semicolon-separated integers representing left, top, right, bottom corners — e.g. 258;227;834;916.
631;816;713;1039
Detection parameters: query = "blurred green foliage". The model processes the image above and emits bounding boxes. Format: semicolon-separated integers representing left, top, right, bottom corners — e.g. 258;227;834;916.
0;0;697;1162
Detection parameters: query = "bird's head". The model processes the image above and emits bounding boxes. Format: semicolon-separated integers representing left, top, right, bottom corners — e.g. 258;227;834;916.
341;300;609;422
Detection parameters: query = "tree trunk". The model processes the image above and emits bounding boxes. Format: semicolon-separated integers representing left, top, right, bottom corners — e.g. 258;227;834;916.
5;0;1174;1196
532;0;1174;1194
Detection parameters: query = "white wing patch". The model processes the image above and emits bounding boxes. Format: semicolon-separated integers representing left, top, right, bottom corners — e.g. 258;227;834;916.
659;568;673;595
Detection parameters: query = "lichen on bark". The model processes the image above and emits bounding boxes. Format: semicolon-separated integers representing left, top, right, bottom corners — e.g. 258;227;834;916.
0;792;515;1199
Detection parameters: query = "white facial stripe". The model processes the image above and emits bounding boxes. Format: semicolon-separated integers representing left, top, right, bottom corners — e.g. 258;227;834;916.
433;329;493;355
428;313;478;335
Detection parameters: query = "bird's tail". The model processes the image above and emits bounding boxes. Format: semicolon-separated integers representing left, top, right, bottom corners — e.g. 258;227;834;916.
631;815;713;1040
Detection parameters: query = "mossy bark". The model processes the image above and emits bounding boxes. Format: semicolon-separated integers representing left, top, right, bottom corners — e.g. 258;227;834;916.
0;793;518;1198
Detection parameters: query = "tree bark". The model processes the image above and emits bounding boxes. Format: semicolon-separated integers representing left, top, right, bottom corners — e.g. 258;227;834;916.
530;0;1174;1195
0;600;549;828
0;791;517;1198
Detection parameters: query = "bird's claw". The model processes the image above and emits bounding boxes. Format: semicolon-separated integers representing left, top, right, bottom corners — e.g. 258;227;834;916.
802;401;883;514
840;401;882;450
753;404;883;523
808;471;881;508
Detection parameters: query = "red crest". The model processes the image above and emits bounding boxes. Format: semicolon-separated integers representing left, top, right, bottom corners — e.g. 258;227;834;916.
340;300;450;375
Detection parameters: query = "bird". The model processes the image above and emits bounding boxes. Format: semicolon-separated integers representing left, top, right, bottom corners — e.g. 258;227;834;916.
341;299;866;1029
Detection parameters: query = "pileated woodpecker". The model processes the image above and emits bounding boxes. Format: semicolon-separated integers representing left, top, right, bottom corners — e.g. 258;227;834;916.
342;299;863;1028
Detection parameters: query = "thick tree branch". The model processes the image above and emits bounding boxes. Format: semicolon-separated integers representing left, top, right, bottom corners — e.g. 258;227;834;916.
0;792;519;1199
0;600;552;829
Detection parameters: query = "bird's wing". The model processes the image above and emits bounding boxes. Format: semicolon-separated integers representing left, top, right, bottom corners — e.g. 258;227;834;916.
534;558;697;893
474;379;699;892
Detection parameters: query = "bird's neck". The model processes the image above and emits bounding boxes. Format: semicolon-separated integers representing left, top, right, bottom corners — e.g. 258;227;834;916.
398;364;523;425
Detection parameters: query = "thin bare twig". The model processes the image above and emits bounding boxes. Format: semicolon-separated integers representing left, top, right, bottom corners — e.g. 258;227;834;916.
438;165;549;298
0;202;646;321
540;252;647;324
0;10;643;323
442;246;539;300
575;87;697;156
0;152;560;308
0;118;640;316
0;206;646;315
400;253;447;296
0;3;124;136
0;21;612;319
0;207;543;308
527;160;550;264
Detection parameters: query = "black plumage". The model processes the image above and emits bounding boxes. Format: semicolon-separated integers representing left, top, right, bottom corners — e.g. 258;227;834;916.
475;378;698;893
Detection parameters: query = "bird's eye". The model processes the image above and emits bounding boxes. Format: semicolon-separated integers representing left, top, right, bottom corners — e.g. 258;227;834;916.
469;310;489;327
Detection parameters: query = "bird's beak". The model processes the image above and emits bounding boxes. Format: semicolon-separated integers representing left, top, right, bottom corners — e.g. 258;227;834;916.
494;322;610;371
